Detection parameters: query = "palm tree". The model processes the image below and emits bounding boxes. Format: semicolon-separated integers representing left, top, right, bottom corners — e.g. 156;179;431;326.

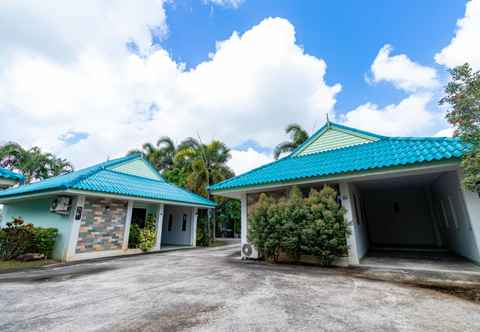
0;142;73;183
128;136;177;172
176;138;234;197
176;137;234;243
273;123;309;159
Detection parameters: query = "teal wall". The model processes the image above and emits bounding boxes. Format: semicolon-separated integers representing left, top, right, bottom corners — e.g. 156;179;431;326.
2;197;73;260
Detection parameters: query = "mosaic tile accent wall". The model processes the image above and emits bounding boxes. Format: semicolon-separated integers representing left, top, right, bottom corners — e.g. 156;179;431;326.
75;198;128;253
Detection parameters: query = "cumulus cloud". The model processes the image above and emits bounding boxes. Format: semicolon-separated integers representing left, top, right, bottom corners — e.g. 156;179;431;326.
0;5;340;173
343;94;436;136
228;148;274;175
435;0;480;70
369;44;438;92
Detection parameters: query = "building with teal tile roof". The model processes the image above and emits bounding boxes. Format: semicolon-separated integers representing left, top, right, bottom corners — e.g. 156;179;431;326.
210;121;480;267
0;154;215;261
0;167;24;189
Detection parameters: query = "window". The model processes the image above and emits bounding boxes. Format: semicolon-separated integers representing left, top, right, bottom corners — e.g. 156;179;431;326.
168;214;173;231
182;214;187;231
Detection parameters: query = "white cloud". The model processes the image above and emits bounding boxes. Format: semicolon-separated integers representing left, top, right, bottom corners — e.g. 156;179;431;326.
370;44;438;92
203;0;245;8
228;148;273;175
343;94;436;136
0;8;341;172
434;128;455;137
435;0;480;70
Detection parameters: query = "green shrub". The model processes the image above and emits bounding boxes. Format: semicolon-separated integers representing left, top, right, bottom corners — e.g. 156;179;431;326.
0;217;58;260
128;223;141;249
134;213;157;252
138;227;156;251
249;186;349;266
32;227;58;258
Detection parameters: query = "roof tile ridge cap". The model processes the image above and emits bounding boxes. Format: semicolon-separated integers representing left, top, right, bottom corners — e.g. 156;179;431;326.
210;156;289;189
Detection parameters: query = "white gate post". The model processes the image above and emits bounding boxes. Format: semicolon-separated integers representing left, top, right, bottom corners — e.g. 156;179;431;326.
122;201;134;251
191;207;198;246
153;204;164;251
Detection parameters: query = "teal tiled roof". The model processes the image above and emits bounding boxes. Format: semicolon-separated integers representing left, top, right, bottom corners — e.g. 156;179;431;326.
210;123;467;192
0;168;25;183
0;155;215;207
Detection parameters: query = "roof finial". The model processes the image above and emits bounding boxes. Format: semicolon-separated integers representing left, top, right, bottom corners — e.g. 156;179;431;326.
326;113;330;126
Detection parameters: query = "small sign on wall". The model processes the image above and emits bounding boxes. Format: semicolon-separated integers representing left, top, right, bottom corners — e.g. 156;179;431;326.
75;206;83;221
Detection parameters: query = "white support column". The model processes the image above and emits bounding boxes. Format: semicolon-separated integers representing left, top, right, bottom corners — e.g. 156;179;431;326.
153;203;164;251
191;207;198;247
240;193;248;258
65;195;86;261
122;201;134;251
339;183;360;265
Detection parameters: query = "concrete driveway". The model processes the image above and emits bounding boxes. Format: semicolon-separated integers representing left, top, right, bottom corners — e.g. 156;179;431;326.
1;245;479;332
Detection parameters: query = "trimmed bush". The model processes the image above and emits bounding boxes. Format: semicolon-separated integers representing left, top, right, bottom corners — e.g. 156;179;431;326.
0;218;58;260
249;186;349;266
128;223;141;249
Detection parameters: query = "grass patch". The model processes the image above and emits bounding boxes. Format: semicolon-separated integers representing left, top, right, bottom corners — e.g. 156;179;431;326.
0;259;57;272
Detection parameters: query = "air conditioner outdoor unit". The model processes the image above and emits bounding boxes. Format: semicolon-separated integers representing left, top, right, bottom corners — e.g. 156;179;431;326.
241;243;259;259
50;196;72;215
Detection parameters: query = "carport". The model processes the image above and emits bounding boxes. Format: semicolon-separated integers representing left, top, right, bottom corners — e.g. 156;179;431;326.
346;169;480;270
161;204;197;247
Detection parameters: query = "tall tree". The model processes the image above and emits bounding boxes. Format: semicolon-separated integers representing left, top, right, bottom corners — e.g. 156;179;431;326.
0;142;73;183
273;123;309;159
440;63;480;192
128;136;178;172
175;138;234;197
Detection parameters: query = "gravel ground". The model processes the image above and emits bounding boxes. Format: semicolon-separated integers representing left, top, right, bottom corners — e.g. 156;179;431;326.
1;245;479;332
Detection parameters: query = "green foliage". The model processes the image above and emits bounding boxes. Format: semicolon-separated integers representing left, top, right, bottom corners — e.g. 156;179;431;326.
138;227;156;251
274;123;309;159
128;223;141;249
0;143;73;183
440;63;480;192
0;218;58;260
32;227;59;258
196;213;210;246
216;199;240;237
141;213;157;251
249;186;349;266
131;136;237;247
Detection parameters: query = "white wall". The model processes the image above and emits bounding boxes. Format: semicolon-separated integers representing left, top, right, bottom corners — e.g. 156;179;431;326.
349;184;369;259
161;205;194;245
432;172;480;263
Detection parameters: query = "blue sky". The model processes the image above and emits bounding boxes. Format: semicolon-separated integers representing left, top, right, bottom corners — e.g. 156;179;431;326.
0;0;477;174
161;0;465;111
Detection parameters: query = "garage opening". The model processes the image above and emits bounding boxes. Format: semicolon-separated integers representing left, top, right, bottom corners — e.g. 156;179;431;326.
349;170;480;271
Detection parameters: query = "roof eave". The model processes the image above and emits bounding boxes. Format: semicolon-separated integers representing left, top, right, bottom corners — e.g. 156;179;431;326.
210;159;460;195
